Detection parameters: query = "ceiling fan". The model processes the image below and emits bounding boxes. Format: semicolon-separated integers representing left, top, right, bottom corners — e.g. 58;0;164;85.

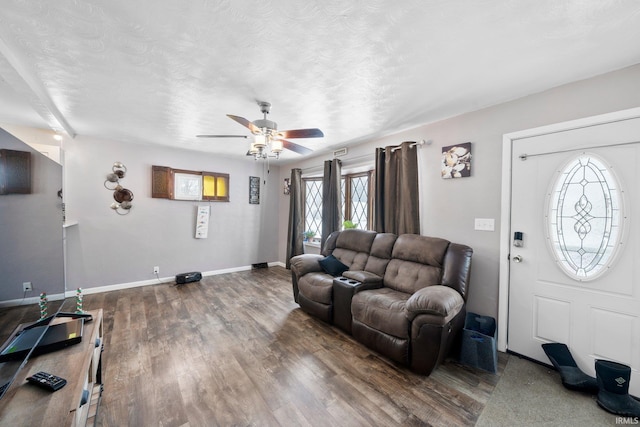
197;101;324;159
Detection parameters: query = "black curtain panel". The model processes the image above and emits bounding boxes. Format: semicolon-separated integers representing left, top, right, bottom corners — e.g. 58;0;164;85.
286;168;304;268
321;159;342;252
374;141;420;234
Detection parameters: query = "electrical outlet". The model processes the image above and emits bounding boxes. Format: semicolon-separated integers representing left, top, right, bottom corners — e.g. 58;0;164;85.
153;266;160;275
23;282;32;292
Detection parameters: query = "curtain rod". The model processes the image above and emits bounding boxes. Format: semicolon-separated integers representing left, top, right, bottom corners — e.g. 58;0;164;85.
299;139;429;174
389;139;427;152
301;152;375;174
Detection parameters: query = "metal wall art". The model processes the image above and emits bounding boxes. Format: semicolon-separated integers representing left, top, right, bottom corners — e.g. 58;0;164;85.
104;161;133;214
249;176;260;204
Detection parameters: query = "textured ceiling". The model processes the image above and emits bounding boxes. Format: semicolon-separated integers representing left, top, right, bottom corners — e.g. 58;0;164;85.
1;0;640;162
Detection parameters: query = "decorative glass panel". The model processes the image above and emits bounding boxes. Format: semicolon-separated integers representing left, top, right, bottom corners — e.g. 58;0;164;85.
174;172;202;201
203;175;216;197
216;176;227;197
304;179;323;239
547;154;624;280
350;175;369;230
202;173;229;201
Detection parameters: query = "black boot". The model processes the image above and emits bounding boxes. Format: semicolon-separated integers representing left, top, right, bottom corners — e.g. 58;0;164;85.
595;359;640;417
541;343;598;394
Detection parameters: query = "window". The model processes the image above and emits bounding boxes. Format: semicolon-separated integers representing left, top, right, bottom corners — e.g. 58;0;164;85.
202;172;229;201
342;172;372;230
152;166;229;202
546;154;625;280
174;171;202;200
303;171;373;239
304;179;323;240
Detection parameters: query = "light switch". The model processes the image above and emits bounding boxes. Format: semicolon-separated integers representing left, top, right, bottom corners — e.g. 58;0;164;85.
475;218;495;231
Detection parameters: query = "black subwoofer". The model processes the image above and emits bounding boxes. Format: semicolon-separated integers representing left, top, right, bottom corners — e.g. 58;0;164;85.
176;271;202;285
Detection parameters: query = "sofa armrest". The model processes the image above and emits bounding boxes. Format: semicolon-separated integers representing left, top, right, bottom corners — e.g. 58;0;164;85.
405;285;464;321
342;270;383;286
290;254;325;277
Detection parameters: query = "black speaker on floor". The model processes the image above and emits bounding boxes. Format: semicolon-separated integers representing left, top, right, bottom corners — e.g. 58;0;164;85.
176;271;202;285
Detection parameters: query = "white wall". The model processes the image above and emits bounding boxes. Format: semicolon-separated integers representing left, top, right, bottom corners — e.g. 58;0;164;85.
63;135;280;290
278;63;640;320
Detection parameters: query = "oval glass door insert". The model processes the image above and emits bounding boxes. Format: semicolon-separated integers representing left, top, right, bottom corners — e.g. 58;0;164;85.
546;153;625;281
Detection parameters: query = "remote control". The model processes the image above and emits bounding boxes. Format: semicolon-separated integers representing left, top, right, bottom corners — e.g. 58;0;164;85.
26;371;67;391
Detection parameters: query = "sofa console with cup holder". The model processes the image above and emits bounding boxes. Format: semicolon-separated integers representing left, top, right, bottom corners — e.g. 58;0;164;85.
290;229;473;375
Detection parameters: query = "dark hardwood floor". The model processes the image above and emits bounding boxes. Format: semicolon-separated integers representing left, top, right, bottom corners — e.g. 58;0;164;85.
1;267;506;426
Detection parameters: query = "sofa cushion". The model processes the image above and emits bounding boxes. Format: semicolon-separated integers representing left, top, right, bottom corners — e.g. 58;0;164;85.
290;254;324;277
383;235;451;294
391;234;450;266
351;288;411;339
321;230;340;256
405;285;464;320
384;260;442;294
330;229;377;271
319;255;349;277
335;229;377;252
363;233;397;277
298;272;334;304
332;248;370;271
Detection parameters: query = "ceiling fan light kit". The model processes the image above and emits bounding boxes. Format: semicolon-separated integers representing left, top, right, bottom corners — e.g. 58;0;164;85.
198;101;324;160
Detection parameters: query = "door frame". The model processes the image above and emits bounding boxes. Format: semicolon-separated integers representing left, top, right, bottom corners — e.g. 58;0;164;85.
497;106;640;352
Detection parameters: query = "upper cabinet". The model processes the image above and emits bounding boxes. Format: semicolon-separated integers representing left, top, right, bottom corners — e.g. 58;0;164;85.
151;165;229;202
0;149;31;194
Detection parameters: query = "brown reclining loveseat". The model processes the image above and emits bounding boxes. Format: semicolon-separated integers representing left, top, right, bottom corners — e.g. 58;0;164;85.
290;229;473;375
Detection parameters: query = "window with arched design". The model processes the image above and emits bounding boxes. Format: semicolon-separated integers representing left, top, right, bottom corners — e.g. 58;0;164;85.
546;153;625;281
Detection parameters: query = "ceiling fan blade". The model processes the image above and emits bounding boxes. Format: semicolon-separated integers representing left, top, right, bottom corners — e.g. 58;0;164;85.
282;139;313;155
279;128;324;139
196;134;248;138
227;114;261;134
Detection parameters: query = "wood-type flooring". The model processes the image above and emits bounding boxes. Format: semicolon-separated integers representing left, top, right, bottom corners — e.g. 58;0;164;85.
0;266;505;426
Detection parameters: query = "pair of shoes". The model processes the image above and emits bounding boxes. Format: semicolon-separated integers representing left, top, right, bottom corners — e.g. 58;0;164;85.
542;343;598;394
542;343;640;417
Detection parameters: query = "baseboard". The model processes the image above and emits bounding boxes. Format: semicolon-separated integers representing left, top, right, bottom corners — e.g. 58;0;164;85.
0;292;66;309
67;264;259;297
0;263;286;307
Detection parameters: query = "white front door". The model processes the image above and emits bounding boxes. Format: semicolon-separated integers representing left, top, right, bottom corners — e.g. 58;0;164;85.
506;114;640;396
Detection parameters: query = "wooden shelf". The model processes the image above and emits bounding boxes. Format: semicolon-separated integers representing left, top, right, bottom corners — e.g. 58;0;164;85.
0;309;104;427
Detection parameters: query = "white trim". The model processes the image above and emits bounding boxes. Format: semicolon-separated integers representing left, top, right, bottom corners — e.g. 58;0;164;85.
0;293;66;309
498;106;640;353
0;263;286;308
74;265;257;296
